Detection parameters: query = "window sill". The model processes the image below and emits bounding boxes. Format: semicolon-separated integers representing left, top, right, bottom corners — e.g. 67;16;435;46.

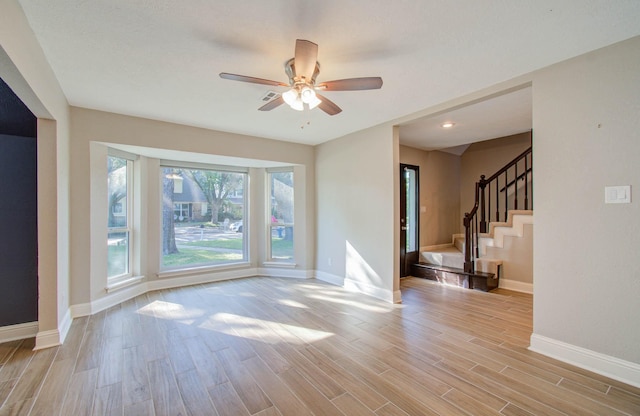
106;275;145;293
157;262;251;279
262;261;297;269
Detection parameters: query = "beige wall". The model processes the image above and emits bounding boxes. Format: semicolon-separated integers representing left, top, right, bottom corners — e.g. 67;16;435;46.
460;132;532;229
531;36;640;377
399;146;461;247
71;107;315;306
316;125;398;302
0;0;71;347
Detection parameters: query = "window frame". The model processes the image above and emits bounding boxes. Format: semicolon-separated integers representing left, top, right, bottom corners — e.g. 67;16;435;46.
266;167;295;263
159;161;249;272
107;153;134;283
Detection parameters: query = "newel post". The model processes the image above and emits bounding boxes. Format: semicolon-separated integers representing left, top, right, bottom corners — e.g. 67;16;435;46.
479;175;487;233
463;213;474;274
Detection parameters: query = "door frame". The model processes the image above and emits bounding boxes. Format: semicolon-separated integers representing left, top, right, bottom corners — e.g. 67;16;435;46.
400;163;420;277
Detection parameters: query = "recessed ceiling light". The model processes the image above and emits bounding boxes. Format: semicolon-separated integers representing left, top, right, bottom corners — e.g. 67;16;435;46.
441;122;455;128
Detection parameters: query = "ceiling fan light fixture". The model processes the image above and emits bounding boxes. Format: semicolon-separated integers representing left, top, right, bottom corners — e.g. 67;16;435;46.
299;85;316;103
307;94;322;109
282;88;303;111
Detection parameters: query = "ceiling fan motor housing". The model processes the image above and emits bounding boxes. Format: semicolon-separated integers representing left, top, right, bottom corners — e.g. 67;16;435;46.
285;58;321;86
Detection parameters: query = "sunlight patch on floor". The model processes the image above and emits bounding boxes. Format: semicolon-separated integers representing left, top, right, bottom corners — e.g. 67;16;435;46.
203;312;334;344
308;294;393;313
276;299;309;309
136;300;205;324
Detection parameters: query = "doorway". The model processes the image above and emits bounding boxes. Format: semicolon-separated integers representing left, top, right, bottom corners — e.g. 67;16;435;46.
0;77;38;327
400;164;419;277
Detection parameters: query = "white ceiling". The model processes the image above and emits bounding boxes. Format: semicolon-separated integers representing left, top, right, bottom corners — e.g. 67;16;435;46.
400;86;532;153
17;0;640;148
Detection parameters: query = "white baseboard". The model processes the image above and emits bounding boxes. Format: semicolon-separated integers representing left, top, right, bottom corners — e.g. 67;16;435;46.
344;278;394;303
70;302;92;318
70;267;318;319
34;328;61;350
58;309;72;344
149;267;259;292
499;278;533;294
258;267;313;279
0;321;38;343
314;270;344;286
530;333;640;388
393;289;402;304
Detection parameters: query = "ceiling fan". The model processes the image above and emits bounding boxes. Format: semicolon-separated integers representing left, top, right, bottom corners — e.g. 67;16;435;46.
220;39;383;116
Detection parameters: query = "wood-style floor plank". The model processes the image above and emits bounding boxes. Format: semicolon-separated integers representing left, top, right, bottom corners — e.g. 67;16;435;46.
147;357;186;416
0;276;639;416
92;382;122;416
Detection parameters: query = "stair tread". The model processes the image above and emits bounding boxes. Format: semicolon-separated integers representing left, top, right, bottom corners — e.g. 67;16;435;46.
422;246;462;254
414;262;495;278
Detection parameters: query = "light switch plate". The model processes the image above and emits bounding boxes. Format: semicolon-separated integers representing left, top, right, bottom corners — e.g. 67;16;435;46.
605;185;631;204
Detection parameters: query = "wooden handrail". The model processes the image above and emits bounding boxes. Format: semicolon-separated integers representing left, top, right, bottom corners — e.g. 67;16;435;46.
482;147;532;184
463;144;533;276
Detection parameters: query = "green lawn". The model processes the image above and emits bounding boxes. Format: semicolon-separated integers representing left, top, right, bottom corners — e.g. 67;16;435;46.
107;245;128;278
162;248;243;267
109;237;294;271
271;237;294;259
184;238;242;249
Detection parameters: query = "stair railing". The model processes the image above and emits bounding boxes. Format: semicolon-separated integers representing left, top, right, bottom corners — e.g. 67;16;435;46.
463;146;533;274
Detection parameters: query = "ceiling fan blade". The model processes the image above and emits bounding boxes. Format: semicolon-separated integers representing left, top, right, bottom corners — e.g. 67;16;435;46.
258;95;284;111
219;72;288;87
317;77;383;91
294;39;318;82
316;93;342;116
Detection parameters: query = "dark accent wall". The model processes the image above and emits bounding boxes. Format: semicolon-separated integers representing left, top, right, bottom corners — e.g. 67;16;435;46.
0;76;38;327
0;78;37;137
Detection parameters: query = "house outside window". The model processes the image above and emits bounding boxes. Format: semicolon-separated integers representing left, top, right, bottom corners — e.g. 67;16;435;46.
160;163;247;270
174;202;191;222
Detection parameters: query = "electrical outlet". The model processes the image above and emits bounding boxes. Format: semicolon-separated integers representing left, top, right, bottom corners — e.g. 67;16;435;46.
327;257;332;266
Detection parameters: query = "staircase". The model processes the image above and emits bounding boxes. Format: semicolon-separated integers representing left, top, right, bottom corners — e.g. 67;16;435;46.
412;210;533;291
412;140;533;292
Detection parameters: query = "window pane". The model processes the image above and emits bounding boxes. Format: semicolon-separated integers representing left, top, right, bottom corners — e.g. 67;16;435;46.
405;168;417;252
269;171;294;261
108;155;130;279
271;226;293;260
108;156;128;228
161;167;246;269
108;231;129;278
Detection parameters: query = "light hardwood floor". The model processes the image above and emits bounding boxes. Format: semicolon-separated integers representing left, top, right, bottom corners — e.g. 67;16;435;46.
0;277;639;415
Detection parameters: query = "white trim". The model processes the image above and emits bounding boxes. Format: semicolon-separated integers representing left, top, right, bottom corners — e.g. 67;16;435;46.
0;321;38;343
499;278;533;294
149;267;257;291
314;270;344;286
70;302;92;318
34;328;61;350
344;278;395;303
393;290;402;304
258;267;311;279
157;262;251;279
529;333;640;388
58;309;72;344
91;281;149;316
107;147;139;161
160;159;249;173
262;261;297;269
106;275;145;293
